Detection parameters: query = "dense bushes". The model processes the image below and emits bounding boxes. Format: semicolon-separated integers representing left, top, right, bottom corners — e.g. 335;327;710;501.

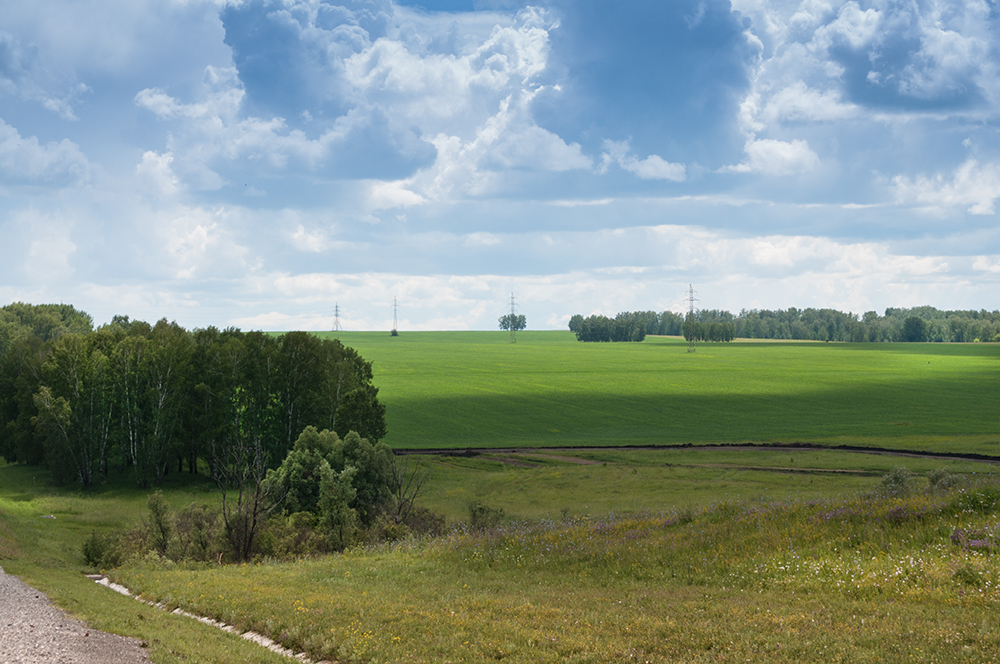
84;426;442;567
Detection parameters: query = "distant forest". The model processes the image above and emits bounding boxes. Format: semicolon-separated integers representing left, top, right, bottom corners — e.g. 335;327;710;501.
569;306;1000;343
0;302;386;489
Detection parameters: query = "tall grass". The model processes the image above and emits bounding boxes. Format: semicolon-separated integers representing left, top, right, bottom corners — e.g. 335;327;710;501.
112;477;1000;663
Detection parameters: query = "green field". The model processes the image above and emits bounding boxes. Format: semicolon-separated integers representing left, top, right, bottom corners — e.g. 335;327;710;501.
321;331;1000;453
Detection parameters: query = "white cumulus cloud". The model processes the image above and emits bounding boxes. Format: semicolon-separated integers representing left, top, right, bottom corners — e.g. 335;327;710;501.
893;159;1000;215
0;119;91;186
722;138;820;176
599;140;685;181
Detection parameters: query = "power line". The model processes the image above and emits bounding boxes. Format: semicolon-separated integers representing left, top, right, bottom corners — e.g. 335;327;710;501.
333;302;342;332
391;297;398;336
685;284;699;353
509;292;517;344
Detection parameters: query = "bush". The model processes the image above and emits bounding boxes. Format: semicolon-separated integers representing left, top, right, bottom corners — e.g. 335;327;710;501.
927;468;958;491
468;500;505;531
880;467;913;497
405;505;447;537
82;532;117;568
147;492;172;556
172;503;221;562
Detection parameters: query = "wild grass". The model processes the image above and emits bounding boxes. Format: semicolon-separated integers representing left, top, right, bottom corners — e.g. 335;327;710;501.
412;447;992;522
5;452;1000;662
320;331;1000;453
112;477;1000;663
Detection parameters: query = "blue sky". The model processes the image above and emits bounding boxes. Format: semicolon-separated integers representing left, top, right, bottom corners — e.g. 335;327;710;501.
1;0;999;331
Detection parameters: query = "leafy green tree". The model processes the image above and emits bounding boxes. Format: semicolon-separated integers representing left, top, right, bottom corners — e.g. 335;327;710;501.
901;316;928;342
498;314;527;331
32;333;114;487
0;337;46;464
567;314;584;333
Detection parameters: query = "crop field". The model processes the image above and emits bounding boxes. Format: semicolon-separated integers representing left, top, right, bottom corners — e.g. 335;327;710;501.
321;331;1000;454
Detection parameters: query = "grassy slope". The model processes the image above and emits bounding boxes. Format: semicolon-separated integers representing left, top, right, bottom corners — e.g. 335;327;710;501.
322;331;1000;452
114;484;1000;663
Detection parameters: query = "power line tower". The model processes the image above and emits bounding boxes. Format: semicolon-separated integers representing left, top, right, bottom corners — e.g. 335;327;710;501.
333;302;343;332
508;292;518;344
685;284;699;353
391;297;399;336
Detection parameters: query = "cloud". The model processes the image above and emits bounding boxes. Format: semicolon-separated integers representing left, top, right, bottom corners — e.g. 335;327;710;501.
893;159;1000;215
0;30;90;120
0;118;91;186
722;138;820;176
135;151;180;196
761;80;859;124
599;139;686;181
464;232;501;246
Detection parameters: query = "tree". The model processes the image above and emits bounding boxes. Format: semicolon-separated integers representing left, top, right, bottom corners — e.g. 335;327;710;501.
498;314;526;331
901;316;927;342
568;314;584;333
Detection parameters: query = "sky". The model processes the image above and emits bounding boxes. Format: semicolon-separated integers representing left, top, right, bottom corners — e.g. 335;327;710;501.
1;0;999;332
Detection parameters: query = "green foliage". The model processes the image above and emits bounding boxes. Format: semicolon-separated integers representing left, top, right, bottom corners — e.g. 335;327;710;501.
0;308;386;491
467;499;505;530
879;466;914;497
901;315;928;342
572;312;647;342
927;468;957;490
268;426;401;551
498;313;527;331
319;465;358;551
147;491;173;555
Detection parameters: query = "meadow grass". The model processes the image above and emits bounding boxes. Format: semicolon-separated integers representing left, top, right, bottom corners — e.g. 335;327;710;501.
319;331;1000;453
111;479;1000;663
5;451;1000;663
412;447;994;522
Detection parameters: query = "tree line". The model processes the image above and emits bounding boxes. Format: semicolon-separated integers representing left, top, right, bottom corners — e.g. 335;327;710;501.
0;303;386;490
569;306;1000;343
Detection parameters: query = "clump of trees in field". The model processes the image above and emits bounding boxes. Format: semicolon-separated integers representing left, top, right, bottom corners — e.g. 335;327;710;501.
568;312;651;342
569;306;1000;343
0;303;386;489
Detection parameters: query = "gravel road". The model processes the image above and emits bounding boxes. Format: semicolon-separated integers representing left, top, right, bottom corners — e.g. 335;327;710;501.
0;566;151;664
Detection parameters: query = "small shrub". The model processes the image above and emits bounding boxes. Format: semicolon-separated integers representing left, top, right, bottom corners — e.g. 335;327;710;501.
468;499;505;531
880;467;913;497
405;505;446;537
82;532;116;568
147;491;172;556
172;503;220;562
927;468;958;491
